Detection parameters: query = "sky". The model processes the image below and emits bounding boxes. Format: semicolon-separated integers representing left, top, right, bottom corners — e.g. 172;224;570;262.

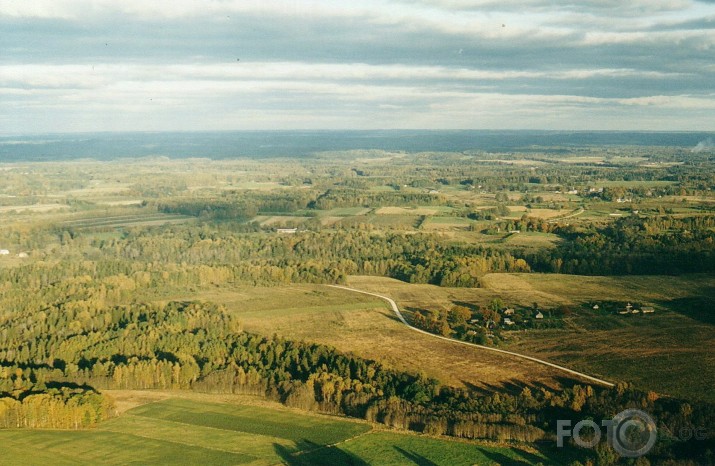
1;0;714;133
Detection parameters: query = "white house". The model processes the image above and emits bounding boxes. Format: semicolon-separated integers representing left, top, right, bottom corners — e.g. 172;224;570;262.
276;228;298;234
503;308;515;316
503;318;515;326
535;311;544;319
0;249;9;256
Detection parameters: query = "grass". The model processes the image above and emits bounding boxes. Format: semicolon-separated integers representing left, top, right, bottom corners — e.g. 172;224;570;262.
60;213;193;230
366;214;419;229
174;283;573;391
258;216;312;226
322;207;372;216
0;394;569;465
375;206;453;215
479;273;715;401
503;232;562;248
129;398;369;448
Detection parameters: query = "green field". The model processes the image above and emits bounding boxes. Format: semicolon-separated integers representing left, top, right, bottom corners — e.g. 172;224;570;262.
60;213;193;230
0;396;566;465
502;232;562;248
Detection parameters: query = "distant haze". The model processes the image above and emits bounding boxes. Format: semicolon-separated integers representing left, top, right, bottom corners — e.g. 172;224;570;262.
1;130;714;162
1;1;715;133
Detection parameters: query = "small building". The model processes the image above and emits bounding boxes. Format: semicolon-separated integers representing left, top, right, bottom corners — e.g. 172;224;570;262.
503;318;515;326
17;252;28;258
503;308;515;316
592;304;599;310
276;228;298;234
641;306;655;314
0;249;9;256
535;311;544;319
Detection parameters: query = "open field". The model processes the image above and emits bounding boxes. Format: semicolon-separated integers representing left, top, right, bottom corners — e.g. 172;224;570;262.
0;203;69;213
0;393;567;465
256;215;312;226
475;274;715;401
334;274;715;401
502;232;562;248
376;206;453;215
177;283;578;391
322;207;373;216
60;213;194;230
524;208;566;219
421;216;473;230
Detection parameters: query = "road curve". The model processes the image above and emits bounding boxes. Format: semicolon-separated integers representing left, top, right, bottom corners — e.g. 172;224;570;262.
328;284;615;388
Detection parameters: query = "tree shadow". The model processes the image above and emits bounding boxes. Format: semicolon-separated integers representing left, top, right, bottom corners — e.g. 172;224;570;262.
452;300;480;312
393;446;438;466
478;448;532;465
273;443;369;466
655;294;715;326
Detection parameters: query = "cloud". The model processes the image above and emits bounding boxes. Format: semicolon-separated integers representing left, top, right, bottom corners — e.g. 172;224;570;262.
1;0;714;132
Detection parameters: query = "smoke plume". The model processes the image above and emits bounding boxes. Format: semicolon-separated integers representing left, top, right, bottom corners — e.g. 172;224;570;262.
691;138;714;153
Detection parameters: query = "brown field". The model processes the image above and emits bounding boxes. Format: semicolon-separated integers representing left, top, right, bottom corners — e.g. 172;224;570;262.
177;283;577;391
525;208;566;219
481;273;715;401
0;203;69;213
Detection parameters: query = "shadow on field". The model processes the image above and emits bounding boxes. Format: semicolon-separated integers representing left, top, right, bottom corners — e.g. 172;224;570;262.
657;294;715;326
480;449;531;465
462;375;582;397
393;446;438;465
273;443;369;466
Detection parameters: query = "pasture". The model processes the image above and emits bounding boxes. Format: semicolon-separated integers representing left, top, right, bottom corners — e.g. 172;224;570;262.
478;273;715;401
0;394;568;465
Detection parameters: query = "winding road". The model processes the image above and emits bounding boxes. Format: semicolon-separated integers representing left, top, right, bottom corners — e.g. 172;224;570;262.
328;284;614;388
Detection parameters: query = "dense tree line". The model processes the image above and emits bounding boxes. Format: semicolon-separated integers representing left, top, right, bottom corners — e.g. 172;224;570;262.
2;227;529;291
309;188;447;209
525;216;715;275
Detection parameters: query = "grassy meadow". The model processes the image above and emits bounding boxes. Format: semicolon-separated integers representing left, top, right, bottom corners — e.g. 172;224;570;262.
0;394;569;465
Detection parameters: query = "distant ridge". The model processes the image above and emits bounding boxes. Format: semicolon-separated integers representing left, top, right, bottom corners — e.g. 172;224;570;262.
1;130;713;162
